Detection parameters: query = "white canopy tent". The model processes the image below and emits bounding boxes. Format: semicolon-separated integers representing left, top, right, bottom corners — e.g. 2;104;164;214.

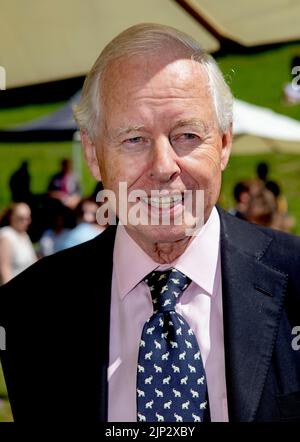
233;99;300;141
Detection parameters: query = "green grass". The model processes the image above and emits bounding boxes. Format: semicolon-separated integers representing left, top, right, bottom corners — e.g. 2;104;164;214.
0;363;12;422
0;102;65;129
217;42;300;121
0;362;7;397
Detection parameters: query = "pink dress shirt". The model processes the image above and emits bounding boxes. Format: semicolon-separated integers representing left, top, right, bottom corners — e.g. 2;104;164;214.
108;207;229;422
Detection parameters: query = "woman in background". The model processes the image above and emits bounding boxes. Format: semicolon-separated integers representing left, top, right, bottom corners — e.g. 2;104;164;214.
0;203;37;285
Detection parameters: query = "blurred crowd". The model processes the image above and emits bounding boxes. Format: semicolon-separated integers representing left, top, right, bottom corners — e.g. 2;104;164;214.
0;158;106;285
0;159;295;286
229;162;294;232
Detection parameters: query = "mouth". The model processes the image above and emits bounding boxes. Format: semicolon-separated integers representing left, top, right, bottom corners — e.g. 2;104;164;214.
140;193;184;209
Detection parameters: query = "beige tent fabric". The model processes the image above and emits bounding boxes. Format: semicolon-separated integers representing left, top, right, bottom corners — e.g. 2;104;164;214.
191;0;300;46
232;134;300;155
2;0;300;88
0;0;218;88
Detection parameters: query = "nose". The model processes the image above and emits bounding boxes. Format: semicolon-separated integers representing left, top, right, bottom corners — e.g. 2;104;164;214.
148;137;181;183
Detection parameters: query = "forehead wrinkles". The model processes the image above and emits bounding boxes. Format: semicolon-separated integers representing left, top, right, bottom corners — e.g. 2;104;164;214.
102;55;210;105
99;56;216;139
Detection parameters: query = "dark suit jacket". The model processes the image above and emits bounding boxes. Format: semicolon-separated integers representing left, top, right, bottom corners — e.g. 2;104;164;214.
0;208;300;422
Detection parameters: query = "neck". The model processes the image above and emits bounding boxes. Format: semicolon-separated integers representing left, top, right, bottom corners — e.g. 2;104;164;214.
126;229;193;264
11;226;26;235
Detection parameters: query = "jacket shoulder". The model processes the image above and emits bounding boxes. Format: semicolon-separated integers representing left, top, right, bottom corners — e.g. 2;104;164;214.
218;207;300;278
0;225;116;318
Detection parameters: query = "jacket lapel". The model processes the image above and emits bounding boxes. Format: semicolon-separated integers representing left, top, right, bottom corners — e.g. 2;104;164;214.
218;209;288;421
82;224;117;421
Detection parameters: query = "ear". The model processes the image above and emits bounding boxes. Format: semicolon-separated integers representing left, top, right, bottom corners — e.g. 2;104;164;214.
80;129;102;181
220;126;232;171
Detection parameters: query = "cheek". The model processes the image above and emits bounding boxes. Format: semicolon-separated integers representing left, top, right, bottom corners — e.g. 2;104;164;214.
180;145;222;188
99;150;146;191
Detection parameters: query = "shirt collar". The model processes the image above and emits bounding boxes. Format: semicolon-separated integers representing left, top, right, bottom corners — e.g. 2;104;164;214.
167;207;220;296
113;225;159;300
113;207;220;299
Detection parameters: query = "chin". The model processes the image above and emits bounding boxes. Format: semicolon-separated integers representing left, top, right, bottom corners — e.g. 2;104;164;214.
134;224;192;245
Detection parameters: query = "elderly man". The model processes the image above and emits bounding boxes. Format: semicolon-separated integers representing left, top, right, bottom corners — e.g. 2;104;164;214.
1;24;300;423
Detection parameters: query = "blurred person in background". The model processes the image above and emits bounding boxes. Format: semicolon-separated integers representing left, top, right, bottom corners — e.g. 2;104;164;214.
244;186;277;227
48;158;81;209
228;180;251;219
9;161;31;204
255;162;294;232
244;184;294;233
60;198;106;249
0;203;36;285
265;180;292;221
255;161;285;212
229;179;262;220
265;181;295;232
256;161;269;183
38;202;71;257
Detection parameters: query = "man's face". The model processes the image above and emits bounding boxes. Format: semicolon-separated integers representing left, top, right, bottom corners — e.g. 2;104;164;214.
83;51;232;246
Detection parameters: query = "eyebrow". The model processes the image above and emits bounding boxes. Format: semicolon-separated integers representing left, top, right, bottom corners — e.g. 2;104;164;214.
111;125;147;139
110;118;208;140
172;119;207;131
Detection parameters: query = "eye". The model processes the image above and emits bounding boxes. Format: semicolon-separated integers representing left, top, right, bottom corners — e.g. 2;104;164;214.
171;132;201;150
182;133;199;140
121;136;151;152
181;133;199;141
124;136;144;144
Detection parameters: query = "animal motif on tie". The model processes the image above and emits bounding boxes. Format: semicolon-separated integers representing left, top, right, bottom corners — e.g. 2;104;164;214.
154;364;162;373
155;388;163;398
137;268;209;422
137;389;145;397
173;388;181;398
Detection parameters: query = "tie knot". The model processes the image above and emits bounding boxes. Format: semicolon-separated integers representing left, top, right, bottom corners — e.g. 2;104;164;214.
143;268;191;312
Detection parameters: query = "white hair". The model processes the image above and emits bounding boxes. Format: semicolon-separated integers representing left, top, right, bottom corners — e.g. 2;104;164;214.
73;23;233;139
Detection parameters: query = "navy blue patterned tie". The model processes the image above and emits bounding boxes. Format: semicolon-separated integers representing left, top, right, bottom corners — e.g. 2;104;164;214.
137;268;208;422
